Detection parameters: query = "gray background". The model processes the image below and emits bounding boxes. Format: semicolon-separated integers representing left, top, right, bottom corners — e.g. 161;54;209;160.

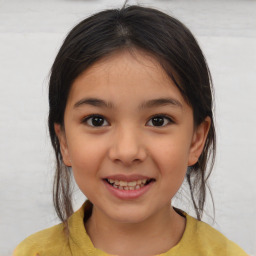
0;0;255;255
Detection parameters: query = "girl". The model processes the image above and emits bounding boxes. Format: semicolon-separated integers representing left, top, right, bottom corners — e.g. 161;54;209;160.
14;4;248;256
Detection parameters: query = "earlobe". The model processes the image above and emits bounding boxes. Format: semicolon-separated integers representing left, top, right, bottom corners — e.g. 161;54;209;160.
54;123;72;167
188;117;211;166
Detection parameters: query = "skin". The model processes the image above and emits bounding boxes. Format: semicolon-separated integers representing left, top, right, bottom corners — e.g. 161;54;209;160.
55;50;210;256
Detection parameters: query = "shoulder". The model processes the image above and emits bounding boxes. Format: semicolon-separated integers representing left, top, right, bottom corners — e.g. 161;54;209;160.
182;214;248;256
13;202;90;256
13;222;70;256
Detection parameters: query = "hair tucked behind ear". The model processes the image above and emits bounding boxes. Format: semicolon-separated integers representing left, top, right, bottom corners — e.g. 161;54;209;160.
48;4;216;225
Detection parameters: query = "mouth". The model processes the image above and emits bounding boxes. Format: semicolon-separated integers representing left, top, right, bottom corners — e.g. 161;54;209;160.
104;178;155;191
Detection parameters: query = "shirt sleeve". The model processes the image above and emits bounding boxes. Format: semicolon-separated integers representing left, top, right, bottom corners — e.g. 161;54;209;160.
226;240;249;256
13;237;43;256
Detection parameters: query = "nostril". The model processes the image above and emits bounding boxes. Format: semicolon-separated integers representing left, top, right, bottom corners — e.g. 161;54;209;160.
108;136;147;165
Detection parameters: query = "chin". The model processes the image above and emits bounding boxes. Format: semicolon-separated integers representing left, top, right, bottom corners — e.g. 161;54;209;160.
106;206;152;224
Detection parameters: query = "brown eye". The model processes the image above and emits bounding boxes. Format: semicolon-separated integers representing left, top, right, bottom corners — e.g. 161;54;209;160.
146;115;173;127
83;115;109;127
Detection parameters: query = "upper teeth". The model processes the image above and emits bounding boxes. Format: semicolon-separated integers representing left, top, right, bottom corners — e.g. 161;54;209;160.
107;179;148;186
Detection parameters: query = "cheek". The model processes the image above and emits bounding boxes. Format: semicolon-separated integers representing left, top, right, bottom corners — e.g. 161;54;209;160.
151;137;190;190
68;138;107;199
67;135;108;179
152;135;191;170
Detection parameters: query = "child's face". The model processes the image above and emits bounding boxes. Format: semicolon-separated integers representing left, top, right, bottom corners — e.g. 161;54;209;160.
55;50;209;224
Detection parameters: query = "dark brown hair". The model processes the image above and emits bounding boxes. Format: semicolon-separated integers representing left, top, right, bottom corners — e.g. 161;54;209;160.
48;5;216;225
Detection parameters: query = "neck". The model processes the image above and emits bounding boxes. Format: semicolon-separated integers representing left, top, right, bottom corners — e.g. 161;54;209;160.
85;203;186;256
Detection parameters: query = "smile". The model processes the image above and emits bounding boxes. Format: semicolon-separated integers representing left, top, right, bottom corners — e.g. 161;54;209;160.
105;178;154;190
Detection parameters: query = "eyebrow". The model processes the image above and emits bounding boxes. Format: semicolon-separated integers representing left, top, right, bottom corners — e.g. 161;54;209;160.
139;98;183;109
73;97;183;109
74;98;114;109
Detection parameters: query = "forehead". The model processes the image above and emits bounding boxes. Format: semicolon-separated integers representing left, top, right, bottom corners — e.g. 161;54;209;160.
67;50;185;104
80;50;169;82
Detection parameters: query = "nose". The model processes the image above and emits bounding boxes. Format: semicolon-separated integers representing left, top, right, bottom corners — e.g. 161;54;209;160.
108;125;147;166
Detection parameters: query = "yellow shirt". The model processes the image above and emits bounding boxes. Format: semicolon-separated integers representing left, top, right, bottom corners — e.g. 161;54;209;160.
14;201;248;256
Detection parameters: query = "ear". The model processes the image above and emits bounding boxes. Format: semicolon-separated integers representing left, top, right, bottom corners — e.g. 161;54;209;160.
54;123;72;167
188;117;211;166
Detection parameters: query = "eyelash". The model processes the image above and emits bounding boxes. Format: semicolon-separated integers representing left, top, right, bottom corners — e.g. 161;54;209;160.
81;114;174;128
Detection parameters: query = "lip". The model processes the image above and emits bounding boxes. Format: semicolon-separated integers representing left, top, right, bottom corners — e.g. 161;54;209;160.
103;177;155;200
103;174;153;182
